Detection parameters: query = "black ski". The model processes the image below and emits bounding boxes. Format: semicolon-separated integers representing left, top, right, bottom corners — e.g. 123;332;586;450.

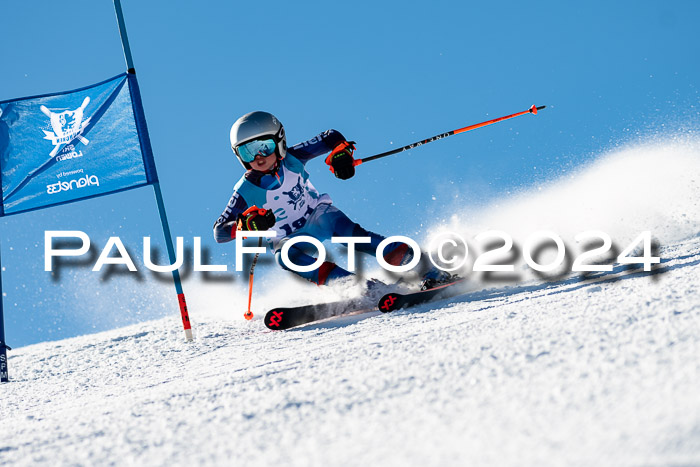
377;278;469;313
264;279;469;330
264;297;375;330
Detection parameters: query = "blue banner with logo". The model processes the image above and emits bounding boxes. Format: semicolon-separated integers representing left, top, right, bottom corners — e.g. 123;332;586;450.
0;73;158;216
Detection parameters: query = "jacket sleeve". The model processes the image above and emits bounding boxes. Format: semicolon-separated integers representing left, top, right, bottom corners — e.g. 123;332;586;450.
287;129;347;164
213;190;249;243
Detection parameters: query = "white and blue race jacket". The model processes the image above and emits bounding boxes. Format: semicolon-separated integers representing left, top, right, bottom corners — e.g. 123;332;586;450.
213;129;346;247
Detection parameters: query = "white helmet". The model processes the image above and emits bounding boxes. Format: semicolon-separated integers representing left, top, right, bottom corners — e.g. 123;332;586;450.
230;111;287;170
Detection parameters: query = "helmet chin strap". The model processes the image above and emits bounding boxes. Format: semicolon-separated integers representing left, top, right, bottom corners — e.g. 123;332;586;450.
253;157;280;175
267;159;280;174
273;157;284;176
269;148;284;174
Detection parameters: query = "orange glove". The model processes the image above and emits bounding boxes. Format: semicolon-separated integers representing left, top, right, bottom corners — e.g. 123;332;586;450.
325;141;356;180
237;206;276;231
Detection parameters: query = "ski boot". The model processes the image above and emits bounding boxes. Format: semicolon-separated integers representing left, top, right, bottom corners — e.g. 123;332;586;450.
419;267;458;291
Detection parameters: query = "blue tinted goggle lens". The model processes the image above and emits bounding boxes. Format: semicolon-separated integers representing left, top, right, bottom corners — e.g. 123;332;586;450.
237;138;277;163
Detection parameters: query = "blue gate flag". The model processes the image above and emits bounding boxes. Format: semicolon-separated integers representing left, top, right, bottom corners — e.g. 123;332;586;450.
0;73;158;216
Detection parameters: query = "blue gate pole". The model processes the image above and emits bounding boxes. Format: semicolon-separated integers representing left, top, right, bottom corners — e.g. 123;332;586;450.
0;246;10;382
114;0;193;341
114;0;135;73
153;182;193;341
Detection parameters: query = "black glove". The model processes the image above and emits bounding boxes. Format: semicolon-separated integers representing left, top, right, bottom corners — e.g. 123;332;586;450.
237;206;276;231
325;141;356;180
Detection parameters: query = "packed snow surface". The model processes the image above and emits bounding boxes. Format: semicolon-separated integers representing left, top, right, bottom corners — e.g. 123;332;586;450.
1;138;699;466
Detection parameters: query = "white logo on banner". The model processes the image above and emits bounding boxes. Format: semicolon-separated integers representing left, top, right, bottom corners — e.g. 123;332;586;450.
55;144;84;162
40;96;92;158
46;174;100;195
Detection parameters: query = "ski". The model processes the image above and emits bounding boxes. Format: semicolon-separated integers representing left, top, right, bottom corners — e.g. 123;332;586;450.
377;278;469;313
264;279;469;330
264;297;376;330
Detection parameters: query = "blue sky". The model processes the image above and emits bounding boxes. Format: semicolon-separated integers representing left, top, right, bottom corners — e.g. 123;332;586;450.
1;0;699;347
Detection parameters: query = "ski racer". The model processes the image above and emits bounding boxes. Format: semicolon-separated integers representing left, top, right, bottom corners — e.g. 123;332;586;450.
213;111;452;290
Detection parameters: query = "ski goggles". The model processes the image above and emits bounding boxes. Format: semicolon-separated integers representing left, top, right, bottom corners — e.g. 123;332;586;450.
236;138;277;163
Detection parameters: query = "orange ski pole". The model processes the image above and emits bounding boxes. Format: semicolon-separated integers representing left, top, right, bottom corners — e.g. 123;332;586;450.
354;105;546;166
244;237;263;321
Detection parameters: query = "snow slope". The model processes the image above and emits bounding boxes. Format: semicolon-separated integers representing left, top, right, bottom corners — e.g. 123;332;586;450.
1;139;699;466
2;236;699;466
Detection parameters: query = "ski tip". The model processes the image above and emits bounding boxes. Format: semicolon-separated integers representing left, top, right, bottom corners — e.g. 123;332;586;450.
264;309;286;329
378;293;401;313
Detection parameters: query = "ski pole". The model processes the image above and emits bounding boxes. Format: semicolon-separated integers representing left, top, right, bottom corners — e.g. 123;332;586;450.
354;104;546;167
244;237;263;321
238;205;273;320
